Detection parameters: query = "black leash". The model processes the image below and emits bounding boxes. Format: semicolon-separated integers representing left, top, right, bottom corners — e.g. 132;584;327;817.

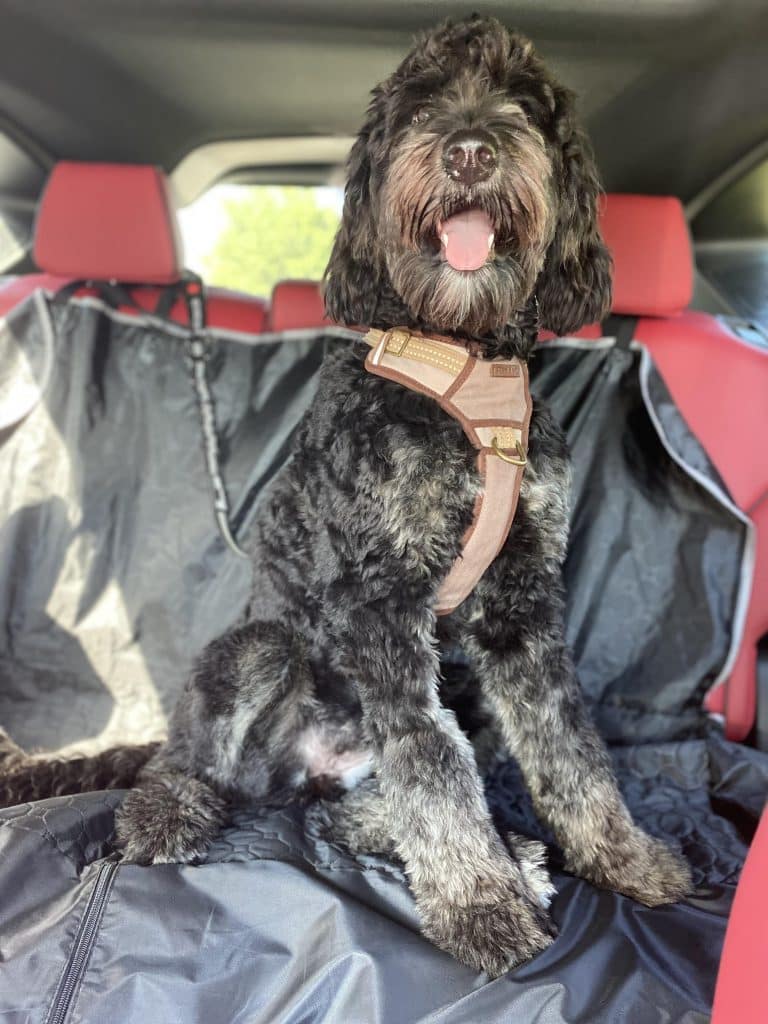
166;273;249;559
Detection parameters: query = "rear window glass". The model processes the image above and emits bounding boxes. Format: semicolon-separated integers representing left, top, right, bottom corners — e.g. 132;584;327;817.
0;131;46;273
178;184;342;298
692;155;768;330
0;215;24;271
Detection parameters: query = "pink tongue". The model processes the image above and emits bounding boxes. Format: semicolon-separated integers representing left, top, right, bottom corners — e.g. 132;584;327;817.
439;209;494;271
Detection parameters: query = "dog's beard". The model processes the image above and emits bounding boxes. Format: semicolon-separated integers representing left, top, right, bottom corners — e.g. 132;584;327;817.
379;125;554;336
388;255;532;336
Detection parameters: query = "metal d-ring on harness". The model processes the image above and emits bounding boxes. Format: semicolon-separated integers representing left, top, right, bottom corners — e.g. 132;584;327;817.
174;274;249;559
490;437;527;465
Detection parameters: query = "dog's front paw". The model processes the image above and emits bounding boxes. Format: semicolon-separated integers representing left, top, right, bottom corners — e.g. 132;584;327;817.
419;884;555;977
568;829;692;907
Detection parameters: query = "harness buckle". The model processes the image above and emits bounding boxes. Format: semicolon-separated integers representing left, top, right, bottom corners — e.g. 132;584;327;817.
370;327;411;366
369;333;386;366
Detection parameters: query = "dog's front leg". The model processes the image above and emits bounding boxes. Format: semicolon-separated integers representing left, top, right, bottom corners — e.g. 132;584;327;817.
329;598;554;976
463;562;692;907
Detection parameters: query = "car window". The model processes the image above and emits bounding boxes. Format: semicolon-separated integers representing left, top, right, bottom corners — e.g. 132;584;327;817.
0;131;45;273
178;184;342;298
692;154;768;332
0;214;24;271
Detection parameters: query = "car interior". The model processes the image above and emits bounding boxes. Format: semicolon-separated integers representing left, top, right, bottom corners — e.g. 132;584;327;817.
0;2;766;1022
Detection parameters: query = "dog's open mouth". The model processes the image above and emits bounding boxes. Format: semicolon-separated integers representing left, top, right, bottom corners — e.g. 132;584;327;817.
438;208;495;271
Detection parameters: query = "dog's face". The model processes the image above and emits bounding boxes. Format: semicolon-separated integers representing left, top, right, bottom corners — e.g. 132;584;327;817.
324;17;612;339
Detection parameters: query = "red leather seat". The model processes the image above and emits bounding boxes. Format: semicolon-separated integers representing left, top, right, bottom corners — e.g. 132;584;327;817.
599;195;768;742
0;161;268;334
268;194;768;740
3;172;766;739
268;279;327;331
712;808;768;1024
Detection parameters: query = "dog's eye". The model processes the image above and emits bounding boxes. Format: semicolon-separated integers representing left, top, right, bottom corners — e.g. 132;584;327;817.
411;107;431;126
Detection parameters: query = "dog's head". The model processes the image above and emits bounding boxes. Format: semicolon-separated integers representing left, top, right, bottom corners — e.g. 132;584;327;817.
324;16;612;342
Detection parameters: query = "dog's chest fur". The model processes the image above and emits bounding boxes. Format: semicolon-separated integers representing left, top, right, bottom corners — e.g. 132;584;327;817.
325;344;483;569
373;404;482;570
251;342;484;606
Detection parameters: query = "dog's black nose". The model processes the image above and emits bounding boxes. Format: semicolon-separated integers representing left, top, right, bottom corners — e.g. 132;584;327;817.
442;130;497;186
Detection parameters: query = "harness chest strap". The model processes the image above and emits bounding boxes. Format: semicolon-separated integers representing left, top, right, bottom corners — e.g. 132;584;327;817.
361;326;533;616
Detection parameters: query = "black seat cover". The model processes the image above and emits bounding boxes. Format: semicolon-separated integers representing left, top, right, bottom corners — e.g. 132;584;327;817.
0;293;764;1022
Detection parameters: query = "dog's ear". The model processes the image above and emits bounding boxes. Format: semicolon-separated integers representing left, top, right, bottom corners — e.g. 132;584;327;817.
323;101;384;326
535;87;613;336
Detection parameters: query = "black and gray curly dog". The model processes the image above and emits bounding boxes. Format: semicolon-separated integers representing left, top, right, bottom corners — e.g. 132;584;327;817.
0;16;690;975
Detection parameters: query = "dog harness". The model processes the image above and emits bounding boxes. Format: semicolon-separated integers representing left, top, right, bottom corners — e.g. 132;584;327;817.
362;327;533;615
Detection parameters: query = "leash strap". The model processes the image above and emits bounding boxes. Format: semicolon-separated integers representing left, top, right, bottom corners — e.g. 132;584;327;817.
48;277;247;558
180;275;248;559
361;327;532;615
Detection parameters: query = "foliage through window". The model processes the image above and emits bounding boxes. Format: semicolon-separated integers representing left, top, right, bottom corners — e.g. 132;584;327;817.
178;185;342;298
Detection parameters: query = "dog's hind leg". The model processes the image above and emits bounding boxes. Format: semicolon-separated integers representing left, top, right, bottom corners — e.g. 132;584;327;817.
313;777;556;914
115;756;228;865
115;618;317;865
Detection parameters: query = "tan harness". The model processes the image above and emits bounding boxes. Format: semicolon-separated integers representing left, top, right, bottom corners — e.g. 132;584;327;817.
361;327;533;616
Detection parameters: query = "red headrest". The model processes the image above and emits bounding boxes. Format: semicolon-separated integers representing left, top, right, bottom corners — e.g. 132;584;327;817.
268;194;693;332
269;280;328;331
600;194;693;318
34;162;183;284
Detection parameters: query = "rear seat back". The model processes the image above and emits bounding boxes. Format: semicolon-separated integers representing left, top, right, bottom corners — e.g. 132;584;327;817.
0;163;299;755
268;195;768;741
599;195;768;741
0;161;268;334
3;170;765;740
268;279;326;332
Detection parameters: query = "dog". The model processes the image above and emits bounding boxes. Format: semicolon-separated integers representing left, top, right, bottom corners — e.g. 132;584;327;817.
0;16;690;976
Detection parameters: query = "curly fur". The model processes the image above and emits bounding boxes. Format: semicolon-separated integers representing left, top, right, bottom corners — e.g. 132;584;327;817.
324;17;612;344
0;728;159;804
0;16;689;976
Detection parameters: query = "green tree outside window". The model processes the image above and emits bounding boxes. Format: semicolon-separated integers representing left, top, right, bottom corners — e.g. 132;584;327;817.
197;186;341;297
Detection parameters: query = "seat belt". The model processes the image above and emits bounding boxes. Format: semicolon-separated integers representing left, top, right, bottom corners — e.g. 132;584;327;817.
602;313;639;350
